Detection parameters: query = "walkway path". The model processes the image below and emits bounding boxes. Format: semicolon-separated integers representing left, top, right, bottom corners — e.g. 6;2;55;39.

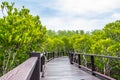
41;57;101;80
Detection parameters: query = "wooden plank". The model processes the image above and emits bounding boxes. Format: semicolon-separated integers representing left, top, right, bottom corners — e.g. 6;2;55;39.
74;53;120;59
30;52;40;80
42;57;100;80
0;57;38;80
93;71;116;80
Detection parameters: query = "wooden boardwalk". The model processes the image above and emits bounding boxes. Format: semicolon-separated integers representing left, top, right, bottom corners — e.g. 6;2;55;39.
42;57;101;80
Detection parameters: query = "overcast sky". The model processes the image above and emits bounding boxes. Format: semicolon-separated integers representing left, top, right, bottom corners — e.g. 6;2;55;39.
0;0;120;31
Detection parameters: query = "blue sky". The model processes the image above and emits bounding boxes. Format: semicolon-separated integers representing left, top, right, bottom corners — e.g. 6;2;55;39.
0;0;120;31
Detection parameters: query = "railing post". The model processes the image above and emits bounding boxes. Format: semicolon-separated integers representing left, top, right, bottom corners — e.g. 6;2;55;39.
91;55;95;75
51;52;52;59
53;52;55;59
30;52;40;80
78;54;81;68
69;52;73;64
48;52;49;60
57;52;59;57
51;52;53;59
50;52;51;59
63;51;64;56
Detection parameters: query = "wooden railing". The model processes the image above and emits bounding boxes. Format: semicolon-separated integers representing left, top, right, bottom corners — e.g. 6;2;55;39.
0;51;67;80
3;51;111;80
69;52;120;80
45;52;55;62
45;51;68;62
0;52;42;80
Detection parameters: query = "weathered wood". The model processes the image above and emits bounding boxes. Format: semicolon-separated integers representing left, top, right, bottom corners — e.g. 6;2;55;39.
41;57;100;80
75;65;116;80
41;54;46;72
78;54;81;68
91;55;95;75
45;52;54;62
71;53;116;80
74;53;120;59
0;57;38;80
53;52;55;59
30;52;40;80
69;52;73;64
94;71;116;80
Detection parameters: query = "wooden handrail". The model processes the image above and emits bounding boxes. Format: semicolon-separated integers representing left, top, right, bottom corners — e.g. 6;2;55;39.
69;52;117;80
74;52;120;59
0;52;41;80
0;57;38;80
45;52;55;62
0;51;67;80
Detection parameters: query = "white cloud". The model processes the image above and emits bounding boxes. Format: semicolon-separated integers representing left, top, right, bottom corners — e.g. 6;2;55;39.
41;16;107;31
55;0;120;14
40;0;120;31
111;13;120;20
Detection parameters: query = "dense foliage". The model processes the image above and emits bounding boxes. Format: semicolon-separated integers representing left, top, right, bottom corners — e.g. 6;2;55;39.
0;2;46;75
0;1;120;79
46;26;120;56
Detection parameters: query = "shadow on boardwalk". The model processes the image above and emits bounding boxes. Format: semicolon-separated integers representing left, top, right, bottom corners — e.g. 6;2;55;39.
42;57;100;80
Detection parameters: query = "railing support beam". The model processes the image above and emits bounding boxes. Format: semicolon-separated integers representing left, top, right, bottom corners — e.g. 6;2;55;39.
69;52;73;64
91;55;95;75
53;52;55;59
78;54;81;68
30;52;40;80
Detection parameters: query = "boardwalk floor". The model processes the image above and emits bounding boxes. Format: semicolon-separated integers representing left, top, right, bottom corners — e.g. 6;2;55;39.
41;57;101;80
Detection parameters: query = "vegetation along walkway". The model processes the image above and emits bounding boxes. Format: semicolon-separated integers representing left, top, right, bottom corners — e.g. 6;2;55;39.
41;57;100;80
